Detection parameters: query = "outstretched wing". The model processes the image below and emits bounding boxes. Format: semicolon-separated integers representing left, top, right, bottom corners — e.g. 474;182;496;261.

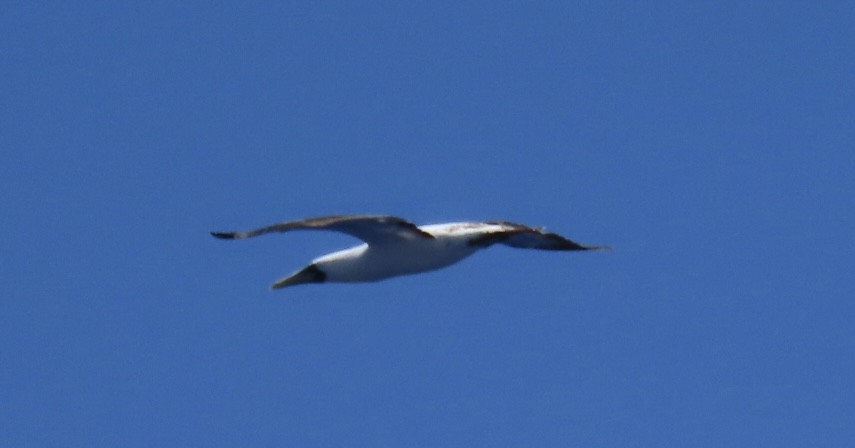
468;221;608;251
211;214;434;245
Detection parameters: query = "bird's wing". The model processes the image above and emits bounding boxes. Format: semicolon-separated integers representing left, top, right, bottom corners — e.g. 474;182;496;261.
211;214;434;245
467;220;607;251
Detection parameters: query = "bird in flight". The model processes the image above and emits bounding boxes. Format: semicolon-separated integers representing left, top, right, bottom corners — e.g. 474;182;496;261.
211;214;606;289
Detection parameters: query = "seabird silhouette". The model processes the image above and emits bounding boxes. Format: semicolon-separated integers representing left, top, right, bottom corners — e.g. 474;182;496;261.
211;214;606;289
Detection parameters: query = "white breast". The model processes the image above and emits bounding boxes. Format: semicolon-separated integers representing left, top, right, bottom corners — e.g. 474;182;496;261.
313;234;479;283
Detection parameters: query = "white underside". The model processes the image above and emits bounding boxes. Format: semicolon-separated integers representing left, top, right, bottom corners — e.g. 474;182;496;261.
312;224;489;282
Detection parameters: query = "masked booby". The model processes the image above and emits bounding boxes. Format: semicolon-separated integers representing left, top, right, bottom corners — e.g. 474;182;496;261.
211;214;606;289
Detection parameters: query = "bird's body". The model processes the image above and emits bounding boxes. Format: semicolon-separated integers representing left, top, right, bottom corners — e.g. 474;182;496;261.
312;223;481;282
211;215;605;289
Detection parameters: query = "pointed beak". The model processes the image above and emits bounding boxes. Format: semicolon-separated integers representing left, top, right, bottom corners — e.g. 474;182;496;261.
271;264;327;289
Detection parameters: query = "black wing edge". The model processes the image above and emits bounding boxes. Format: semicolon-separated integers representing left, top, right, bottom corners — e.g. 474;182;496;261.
210;231;242;239
209;214;434;241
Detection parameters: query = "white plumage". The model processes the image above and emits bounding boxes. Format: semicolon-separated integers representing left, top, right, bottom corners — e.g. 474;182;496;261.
211;215;606;289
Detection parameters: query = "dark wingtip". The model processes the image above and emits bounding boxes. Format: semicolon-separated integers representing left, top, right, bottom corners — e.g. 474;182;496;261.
211;231;239;239
584;245;612;251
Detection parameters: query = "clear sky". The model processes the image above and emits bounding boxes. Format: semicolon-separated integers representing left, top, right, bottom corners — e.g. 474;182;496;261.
2;1;854;446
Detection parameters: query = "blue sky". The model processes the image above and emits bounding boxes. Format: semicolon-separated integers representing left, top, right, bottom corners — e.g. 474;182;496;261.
2;1;854;446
